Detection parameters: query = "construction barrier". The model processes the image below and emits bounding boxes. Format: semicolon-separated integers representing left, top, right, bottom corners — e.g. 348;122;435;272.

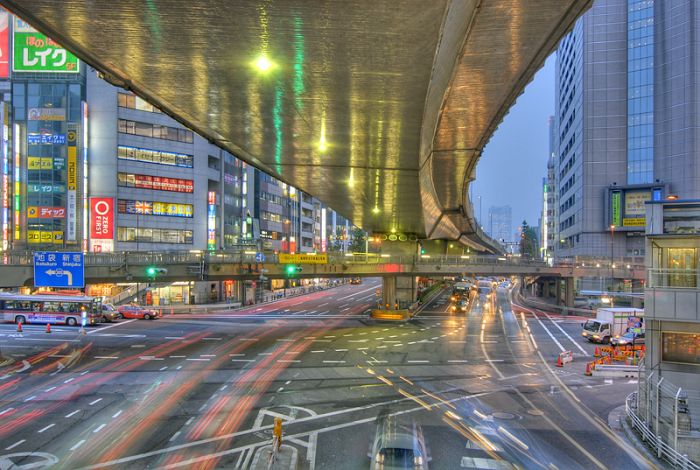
370;309;411;321
556;350;573;367
583;343;645;376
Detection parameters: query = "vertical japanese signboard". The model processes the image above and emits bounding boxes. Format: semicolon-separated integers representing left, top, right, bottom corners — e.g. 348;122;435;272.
0;10;9;77
207;191;216;251
66;128;77;242
611;190;622;227
89;197;114;252
12;17;79;73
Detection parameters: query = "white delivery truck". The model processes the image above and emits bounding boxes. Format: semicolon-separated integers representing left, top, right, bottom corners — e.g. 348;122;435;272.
581;307;644;343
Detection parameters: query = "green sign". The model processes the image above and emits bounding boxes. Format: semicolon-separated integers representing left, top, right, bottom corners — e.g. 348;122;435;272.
13;21;79;73
611;190;622;226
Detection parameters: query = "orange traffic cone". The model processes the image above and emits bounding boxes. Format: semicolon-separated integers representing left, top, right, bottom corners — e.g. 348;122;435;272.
46;323;51;334
556;355;563;367
16;322;22;333
594;346;600;357
584;362;592;376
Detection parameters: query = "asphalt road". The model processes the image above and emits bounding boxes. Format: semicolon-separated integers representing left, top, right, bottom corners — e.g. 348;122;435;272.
0;279;658;469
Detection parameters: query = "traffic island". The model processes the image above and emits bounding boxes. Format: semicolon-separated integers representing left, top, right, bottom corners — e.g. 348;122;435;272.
250;444;298;469
369;309;412;321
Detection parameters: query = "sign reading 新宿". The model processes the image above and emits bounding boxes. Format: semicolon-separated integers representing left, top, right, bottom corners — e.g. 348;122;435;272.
12;18;79;73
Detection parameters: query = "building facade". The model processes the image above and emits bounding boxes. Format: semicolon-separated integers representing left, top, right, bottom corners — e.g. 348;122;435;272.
552;0;700;263
487;205;512;247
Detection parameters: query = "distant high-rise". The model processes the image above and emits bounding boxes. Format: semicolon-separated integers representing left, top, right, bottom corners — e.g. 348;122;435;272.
552;0;700;261
487;205;512;247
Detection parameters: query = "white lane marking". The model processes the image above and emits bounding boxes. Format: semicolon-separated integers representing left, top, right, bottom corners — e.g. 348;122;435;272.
285;381;291;385
93;424;106;433
232;359;254;363
131;345;146;348
447;360;469;363
277;387;284;392
170;431;182;442
203;337;222;341
5;439;25;450
159;366;168;371
186;358;210;362
276;339;294;342
310;350;324;353
532;315;565;352
38;423;55;433
319;303;329;307
169;355;186;358
377;346;387;349
357;347;369;351
229;353;245;357
89;398;103;405
70;439;86;451
65;410;80;418
278;360;301;363
407;360;430;363
200;354;216;357
44;386;57;392
392;344;403;347
541;311;588;355
176;366;182;370
335;349;348;352
449;340;467;343
485;359;504;363
324;335;336;338
87;319;137;334
258;353;272;356
165;336;185;340
24;395;36;402
322;360;346;364
238;338;258;341
80;371;90;375
0;407;14;416
94;356;119;359
112;410;123;419
220;385;228;391
313;340;331;343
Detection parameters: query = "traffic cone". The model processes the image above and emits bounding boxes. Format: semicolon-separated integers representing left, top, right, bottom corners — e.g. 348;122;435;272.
556;355;563;367
171;307;174;316
16;322;22;333
594;346;600;357
46;323;51;334
584;362;592;376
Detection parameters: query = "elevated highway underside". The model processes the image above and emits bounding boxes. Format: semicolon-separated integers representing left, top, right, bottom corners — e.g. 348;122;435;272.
1;0;590;251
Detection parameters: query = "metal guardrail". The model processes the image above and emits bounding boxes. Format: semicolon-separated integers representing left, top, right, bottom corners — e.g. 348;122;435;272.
626;392;700;469
647;269;700;289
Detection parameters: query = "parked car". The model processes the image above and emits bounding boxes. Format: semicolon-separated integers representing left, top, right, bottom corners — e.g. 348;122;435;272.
99;303;120;322
117;305;161;320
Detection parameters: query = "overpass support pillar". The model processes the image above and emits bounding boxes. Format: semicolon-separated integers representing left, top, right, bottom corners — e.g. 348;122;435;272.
564;277;575;308
382;276;416;309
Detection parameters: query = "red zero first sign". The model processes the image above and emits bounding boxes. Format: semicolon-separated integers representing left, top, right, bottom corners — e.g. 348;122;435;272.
90;197;114;239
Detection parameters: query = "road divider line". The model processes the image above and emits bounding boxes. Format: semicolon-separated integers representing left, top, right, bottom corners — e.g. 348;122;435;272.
65;410;80;418
112;410;123;419
93;424;106;433
5;439;25;450
38;423;55;433
541;311;588;355
69;439;86;451
87;319;137;334
531;315;565;352
89;398;103;405
170;431;181;442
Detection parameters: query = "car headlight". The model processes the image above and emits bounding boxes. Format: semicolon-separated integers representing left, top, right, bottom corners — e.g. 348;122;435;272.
414;455;424;468
582;332;588;336
375;452;384;463
593;335;599;339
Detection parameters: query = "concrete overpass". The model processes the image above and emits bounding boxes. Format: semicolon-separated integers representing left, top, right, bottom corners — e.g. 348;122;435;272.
0;0;591;252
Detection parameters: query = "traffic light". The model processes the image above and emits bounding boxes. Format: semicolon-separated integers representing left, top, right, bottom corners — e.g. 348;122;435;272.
284;265;303;276
146;266;168;279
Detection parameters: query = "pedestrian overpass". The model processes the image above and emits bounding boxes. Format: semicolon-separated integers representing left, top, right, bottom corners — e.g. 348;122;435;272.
0;0;592;252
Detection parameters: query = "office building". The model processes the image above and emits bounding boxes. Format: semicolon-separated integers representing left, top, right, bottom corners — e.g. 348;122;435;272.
487;205;512;246
553;0;700;263
541;116;558;263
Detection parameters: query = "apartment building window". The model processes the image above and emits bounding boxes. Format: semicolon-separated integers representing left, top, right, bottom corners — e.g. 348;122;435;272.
666;248;697;288
662;332;699;365
118;119;193;143
117;145;193;168
261;211;283;223
117;93;162;113
117;172;194;193
117;227;193;244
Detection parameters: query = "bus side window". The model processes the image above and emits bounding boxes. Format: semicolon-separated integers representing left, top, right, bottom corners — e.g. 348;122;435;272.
68;303;77;313
32;302;43;312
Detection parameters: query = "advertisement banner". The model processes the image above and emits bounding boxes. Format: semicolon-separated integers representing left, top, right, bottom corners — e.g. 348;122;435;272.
90;197;114;240
90;239;114;253
27;206;65;218
27;133;66;145
624;190;651;217
622;217;646;227
28;108;65;121
66;128;77;241
12;18;79;73
278;253;328;264
611;191;622;226
0;10;9;78
27;156;53;170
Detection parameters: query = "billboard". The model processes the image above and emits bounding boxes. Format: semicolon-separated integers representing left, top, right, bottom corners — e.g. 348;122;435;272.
0;10;9;77
279;253;328;264
90;197;114;239
609;186;663;231
12;18;79;73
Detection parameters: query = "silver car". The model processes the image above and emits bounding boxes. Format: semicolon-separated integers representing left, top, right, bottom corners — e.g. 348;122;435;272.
370;415;429;469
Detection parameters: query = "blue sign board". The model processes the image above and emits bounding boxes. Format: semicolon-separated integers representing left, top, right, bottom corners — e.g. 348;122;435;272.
33;252;85;288
255;252;265;263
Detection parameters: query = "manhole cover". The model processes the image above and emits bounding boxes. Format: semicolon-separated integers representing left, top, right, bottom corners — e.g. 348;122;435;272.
527;409;544;416
492;412;517;420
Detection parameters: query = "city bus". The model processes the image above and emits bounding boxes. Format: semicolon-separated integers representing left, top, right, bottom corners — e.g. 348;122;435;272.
0;292;102;327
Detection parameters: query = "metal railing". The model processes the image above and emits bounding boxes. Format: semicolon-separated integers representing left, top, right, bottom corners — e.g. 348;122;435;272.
627;368;700;469
647;269;700;289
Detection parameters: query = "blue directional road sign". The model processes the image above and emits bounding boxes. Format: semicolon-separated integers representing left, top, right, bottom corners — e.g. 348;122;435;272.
33;252;85;288
255;252;265;263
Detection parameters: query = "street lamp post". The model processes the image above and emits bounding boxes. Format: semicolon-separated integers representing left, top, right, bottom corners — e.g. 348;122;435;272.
610;224;615;306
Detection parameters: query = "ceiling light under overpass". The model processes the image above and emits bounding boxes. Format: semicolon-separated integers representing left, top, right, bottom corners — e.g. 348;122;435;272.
254;54;274;72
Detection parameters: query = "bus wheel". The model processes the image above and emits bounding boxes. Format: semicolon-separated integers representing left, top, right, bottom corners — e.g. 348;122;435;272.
15;315;26;325
66;317;78;327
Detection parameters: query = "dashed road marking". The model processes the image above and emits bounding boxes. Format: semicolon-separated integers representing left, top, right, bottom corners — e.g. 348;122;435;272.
93;424;106;433
5;439;25;450
38;423;55;433
112;410;123;419
70;439;86;451
170;431;181;442
65;410;80;418
323;360;346;364
89;398;103;405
